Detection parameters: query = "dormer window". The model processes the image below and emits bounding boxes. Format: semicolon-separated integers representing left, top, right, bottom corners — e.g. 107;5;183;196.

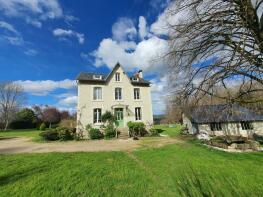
132;77;139;82
93;75;102;79
115;72;120;81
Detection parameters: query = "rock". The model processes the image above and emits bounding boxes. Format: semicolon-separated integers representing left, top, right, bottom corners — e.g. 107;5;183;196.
248;140;260;151
197;131;210;141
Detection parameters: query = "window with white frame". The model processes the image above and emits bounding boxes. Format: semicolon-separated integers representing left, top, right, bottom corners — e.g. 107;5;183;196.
93;108;102;123
241;121;253;130
93;75;102;79
210;123;222;131
93;87;102;100
134;88;140;100
115;72;120;81
135;107;141;120
115;88;122;100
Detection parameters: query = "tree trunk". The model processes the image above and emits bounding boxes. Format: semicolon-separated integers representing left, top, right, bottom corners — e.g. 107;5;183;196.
4;119;8;131
49;122;51;129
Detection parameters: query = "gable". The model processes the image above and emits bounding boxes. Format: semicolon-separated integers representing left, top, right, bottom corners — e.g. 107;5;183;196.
76;63;151;87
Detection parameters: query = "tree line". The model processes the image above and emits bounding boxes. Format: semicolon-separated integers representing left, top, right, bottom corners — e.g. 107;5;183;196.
0;82;75;131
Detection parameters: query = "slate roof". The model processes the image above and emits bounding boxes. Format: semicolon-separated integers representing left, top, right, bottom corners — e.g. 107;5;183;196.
185;104;263;124
76;63;151;86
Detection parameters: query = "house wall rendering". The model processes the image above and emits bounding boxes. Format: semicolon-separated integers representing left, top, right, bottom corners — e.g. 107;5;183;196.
77;64;153;132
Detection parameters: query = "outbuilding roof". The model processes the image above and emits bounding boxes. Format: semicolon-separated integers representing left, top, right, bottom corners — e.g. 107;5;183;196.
185;104;263;124
76;63;151;86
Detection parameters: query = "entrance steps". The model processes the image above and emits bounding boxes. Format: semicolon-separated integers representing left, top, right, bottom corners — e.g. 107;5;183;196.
118;128;130;139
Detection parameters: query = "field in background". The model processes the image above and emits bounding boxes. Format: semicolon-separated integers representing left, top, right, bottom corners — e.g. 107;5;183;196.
0;129;41;139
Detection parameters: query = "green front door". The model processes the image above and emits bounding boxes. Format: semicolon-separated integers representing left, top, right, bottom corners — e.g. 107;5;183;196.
115;108;124;127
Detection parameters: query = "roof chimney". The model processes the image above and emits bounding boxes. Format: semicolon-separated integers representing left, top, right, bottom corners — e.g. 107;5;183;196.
138;70;143;78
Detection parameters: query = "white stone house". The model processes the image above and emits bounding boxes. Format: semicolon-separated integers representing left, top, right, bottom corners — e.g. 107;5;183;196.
76;63;153;132
182;104;263;137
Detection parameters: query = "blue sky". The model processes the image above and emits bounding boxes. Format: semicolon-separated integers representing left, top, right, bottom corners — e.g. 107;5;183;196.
0;0;171;114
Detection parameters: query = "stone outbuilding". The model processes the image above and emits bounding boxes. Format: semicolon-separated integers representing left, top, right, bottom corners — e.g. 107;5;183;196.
182;104;263;137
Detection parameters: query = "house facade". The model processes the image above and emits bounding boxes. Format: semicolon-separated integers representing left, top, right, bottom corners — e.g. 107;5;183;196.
182;104;263;137
76;63;153;132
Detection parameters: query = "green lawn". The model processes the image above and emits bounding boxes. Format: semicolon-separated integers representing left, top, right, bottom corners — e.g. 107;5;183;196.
0;129;41;140
154;124;183;137
0;126;263;196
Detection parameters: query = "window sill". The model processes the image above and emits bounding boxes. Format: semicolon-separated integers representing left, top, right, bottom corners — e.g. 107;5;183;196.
92;100;104;102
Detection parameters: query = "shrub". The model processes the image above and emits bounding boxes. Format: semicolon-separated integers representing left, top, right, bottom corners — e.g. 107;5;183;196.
149;128;161;136
39;127;76;141
39;123;46;131
104;123;117;139
54;127;76;141
101;111;116;123
127;121;147;137
88;128;103;139
39;130;59;141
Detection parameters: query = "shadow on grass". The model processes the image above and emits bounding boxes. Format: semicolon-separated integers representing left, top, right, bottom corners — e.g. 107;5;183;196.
0;166;48;186
0;137;17;140
173;165;248;197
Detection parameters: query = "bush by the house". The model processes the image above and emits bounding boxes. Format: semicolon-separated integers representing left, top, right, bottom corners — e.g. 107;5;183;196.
101;111;116;123
100;111;117;139
57;127;76;141
127;121;147;137
104;123;117;139
39;130;60;141
39;127;76;141
88;128;103;139
39;123;46;131
86;124;103;139
149;128;164;136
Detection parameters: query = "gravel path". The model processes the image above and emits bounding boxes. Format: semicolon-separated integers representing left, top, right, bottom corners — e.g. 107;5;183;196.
0;137;140;154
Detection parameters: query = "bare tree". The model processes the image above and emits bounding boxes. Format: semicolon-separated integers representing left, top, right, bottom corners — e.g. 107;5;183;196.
166;0;263;105
0;82;26;130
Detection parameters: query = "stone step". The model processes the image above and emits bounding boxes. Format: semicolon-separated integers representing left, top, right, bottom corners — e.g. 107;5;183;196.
118;131;130;139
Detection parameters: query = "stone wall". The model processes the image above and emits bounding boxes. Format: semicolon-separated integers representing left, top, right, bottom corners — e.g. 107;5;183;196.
198;121;263;137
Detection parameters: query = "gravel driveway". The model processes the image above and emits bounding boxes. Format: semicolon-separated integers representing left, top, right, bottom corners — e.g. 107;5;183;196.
0;137;140;154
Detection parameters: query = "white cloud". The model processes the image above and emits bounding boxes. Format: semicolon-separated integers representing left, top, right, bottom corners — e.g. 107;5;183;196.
138;16;148;39
150;76;168;114
150;1;179;36
16;79;76;96
4;36;24;45
0;0;63;19
25;17;42;28
93;35;168;72
58;95;78;106
112;17;137;41
0;21;19;34
0;21;25;45
24;49;38;56
0;0;76;28
53;28;85;44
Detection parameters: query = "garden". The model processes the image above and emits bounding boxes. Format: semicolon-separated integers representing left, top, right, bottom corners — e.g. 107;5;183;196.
0;125;263;196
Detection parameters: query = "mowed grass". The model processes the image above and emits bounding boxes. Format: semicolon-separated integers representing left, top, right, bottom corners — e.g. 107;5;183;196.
154;124;183;137
0;125;263;196
0;129;41;141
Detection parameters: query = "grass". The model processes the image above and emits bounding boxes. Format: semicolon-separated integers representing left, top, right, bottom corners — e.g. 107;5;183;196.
154;124;183;137
0;129;41;139
0;125;263;196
